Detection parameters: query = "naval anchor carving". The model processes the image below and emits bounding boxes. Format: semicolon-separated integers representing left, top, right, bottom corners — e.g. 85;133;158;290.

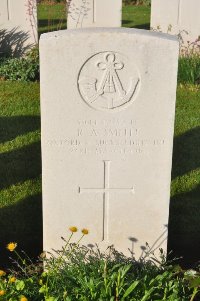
78;51;140;111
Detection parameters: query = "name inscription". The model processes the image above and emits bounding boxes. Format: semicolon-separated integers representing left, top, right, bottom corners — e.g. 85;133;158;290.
46;119;166;155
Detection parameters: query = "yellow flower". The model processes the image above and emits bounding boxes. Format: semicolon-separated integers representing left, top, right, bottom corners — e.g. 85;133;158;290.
0;270;6;277
39;252;46;259
6;242;17;252
9;276;16;283
82;228;89;235
0;290;5;296
20;296;28;301
69;226;78;233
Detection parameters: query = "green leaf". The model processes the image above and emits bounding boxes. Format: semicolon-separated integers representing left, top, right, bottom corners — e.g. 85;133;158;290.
16;280;25;291
122;280;139;299
188;277;200;288
39;285;48;294
141;287;156;301
45;297;58;301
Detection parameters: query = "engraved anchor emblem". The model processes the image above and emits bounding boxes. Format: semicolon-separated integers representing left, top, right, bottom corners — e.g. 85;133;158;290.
78;51;140;110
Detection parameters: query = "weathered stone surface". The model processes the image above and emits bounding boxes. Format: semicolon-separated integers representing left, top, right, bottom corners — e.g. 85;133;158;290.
0;0;38;57
67;0;122;28
151;0;200;45
40;28;179;258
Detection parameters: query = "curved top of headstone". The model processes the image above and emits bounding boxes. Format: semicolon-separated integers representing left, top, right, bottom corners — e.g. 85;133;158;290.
40;27;178;43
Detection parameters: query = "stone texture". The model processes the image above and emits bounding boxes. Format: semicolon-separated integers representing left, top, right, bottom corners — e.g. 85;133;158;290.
40;28;179;258
67;0;122;29
0;0;38;57
151;0;200;45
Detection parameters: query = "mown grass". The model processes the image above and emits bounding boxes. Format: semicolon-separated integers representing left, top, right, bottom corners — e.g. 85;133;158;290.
178;56;200;85
122;5;150;29
169;85;200;266
38;3;67;35
0;82;42;266
0;4;200;268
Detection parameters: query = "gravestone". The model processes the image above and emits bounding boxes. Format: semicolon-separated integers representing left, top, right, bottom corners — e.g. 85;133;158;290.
0;0;10;23
40;28;179;258
0;0;38;57
67;0;122;29
151;0;200;46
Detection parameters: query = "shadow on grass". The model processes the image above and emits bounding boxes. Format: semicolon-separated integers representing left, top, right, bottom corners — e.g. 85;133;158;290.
135;23;150;30
172;126;200;179
0;116;40;144
38;19;66;35
168;185;200;268
168;126;200;267
0;142;41;190
122;20;150;30
0;116;42;267
0;193;43;268
0;115;41;190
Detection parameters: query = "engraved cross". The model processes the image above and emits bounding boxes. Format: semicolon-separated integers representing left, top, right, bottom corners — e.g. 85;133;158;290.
79;161;134;241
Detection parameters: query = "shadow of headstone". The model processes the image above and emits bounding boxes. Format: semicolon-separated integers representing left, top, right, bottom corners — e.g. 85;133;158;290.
0;27;34;58
0;194;43;268
0;115;42;267
168;126;200;267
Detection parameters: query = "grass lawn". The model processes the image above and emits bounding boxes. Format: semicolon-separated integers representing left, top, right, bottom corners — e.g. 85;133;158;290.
169;85;200;266
38;3;67;35
0;4;200;267
122;5;150;29
0;82;42;265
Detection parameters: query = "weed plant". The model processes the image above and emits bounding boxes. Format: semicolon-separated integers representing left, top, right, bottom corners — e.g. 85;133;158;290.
0;228;200;300
178;55;200;85
151;27;200;86
178;38;200;85
0;47;39;82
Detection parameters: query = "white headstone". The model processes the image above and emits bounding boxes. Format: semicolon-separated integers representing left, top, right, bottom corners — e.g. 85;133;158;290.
151;0;200;46
0;0;38;56
40;28;179;258
67;0;122;29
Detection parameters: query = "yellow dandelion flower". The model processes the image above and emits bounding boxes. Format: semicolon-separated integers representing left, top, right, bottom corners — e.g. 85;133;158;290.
6;242;17;252
0;290;5;296
0;270;6;277
20;296;28;301
39;252;46;259
9;276;16;283
69;226;78;233
82;228;89;235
